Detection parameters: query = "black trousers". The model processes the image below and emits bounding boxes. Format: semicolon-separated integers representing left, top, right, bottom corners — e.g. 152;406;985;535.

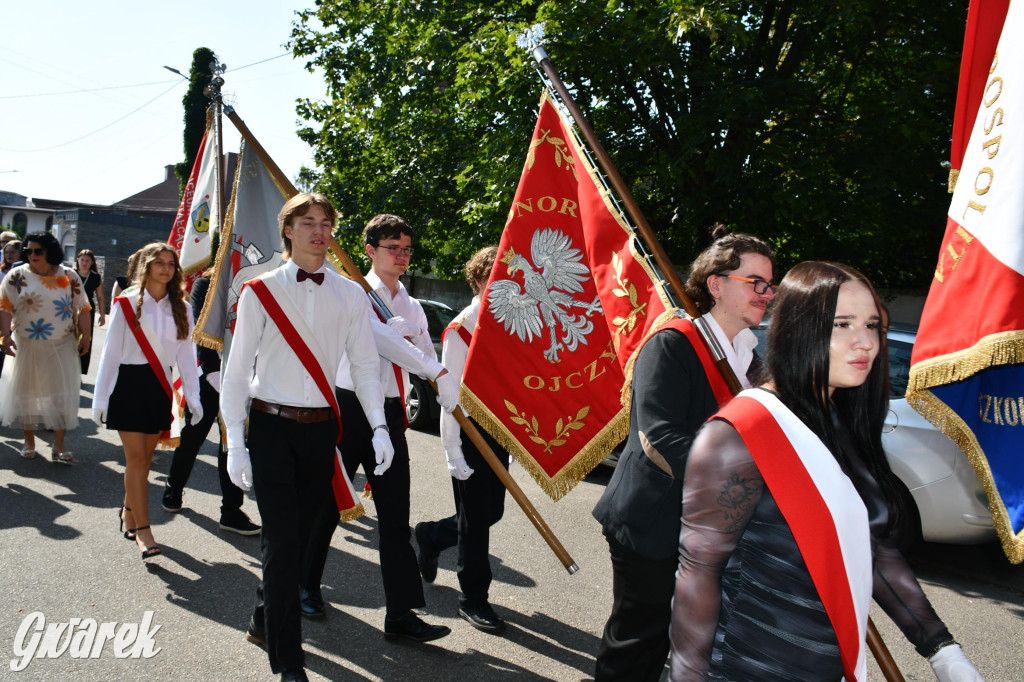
594;536;678;682
302;388;424;616
248;408;338;674
418;423;509;606
166;377;244;516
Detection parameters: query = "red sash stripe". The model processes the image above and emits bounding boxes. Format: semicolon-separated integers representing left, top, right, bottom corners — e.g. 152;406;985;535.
245;279;357;514
664;318;734;408
717;395;863;682
116;296;173;438
373;308;409;430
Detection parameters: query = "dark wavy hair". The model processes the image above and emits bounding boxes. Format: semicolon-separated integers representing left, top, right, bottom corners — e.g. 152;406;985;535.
22;232;63;265
363;214;413;247
766;261;904;534
685;226;775;314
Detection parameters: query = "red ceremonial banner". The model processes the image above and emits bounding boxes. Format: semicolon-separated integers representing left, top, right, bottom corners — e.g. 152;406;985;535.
461;91;671;501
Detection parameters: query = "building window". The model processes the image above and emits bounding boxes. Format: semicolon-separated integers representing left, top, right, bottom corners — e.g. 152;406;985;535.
46;216;53;231
13;213;27;233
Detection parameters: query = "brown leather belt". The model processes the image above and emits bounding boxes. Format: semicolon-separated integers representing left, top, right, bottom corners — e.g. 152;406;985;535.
250;398;336;424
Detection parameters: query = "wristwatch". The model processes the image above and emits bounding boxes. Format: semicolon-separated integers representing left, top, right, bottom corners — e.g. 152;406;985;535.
373;424;390;434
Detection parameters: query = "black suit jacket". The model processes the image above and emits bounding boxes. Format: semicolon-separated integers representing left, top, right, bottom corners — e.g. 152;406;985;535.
593;326;725;561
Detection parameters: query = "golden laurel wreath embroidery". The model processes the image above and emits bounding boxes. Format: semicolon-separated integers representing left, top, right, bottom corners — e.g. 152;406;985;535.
609;251;649;349
525;128;579;181
504;400;590;453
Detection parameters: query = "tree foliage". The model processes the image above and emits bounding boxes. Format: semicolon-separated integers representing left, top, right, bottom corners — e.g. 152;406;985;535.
175;47;217;198
290;1;965;287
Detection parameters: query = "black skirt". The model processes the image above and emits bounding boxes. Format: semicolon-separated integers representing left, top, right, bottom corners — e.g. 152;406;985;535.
106;363;172;434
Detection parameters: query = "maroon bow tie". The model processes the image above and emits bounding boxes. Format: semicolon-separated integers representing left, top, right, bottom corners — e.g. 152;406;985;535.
297;269;324;285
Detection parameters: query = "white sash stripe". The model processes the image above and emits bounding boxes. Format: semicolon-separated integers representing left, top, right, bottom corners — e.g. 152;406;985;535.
742;389;872;681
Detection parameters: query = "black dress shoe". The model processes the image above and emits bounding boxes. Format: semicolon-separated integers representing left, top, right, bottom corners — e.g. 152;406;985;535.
300;587;325;619
245;617;266;649
459;602;506;634
279;669;309;682
383;611;451;643
414;522;440;583
162;483;183;513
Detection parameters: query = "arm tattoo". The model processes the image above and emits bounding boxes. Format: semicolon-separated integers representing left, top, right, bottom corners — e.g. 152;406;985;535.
716;471;762;533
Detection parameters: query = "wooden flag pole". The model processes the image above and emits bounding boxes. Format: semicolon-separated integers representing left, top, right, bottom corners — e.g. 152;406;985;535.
520;30;904;681
224;108;579;574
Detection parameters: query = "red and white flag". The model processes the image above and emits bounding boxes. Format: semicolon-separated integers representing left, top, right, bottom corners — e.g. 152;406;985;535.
168;122;219;291
461;91;671;500
908;0;1024;564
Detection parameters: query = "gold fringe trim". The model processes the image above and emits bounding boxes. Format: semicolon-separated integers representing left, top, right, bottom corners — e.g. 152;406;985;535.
948;168;959;194
907;331;1024;394
339;503;365;523
460;385;629;502
904;387;1024;564
192;146;246;352
620;307;685;413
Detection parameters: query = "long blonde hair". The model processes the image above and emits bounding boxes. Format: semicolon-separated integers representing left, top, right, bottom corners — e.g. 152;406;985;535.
133;243;189;340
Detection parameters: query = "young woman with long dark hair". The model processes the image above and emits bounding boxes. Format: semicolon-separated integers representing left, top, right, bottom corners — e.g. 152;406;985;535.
669;262;983;682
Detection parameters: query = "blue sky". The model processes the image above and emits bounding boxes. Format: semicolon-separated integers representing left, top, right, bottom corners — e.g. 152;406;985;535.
1;1;326;206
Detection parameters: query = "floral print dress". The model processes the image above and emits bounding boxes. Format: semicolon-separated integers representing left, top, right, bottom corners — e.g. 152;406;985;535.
0;264;91;430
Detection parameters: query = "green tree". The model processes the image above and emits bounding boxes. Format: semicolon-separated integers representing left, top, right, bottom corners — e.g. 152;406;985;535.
175;47;217;198
291;1;965;287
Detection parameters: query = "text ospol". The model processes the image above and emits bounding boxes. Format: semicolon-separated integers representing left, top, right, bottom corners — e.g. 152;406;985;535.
10;611;161;671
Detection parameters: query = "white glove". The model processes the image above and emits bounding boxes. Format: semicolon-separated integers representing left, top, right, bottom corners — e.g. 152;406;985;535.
188;402;204;426
227;446;253;491
434;370;460;413
204;371;220;393
92;407;106;426
371;428;395;476
448;457;474;480
386;315;421;338
929;644;984;682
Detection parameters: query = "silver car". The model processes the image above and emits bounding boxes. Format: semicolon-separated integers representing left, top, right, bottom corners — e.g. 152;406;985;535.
883;328;995;545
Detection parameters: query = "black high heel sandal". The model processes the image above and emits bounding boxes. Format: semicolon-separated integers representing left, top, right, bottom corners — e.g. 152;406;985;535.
119;507;137;541
135;526;162;560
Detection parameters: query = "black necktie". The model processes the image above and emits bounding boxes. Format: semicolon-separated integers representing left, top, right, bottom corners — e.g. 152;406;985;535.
297;269;324;285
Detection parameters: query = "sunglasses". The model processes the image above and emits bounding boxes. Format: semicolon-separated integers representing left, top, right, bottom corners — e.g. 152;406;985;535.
26;247;46;256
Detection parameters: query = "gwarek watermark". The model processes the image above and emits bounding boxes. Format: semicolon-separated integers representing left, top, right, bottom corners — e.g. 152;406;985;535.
10;611;161;671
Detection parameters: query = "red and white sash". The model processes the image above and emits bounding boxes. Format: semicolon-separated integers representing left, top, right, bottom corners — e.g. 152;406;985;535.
115;296;174;439
664;317;734;408
244;276;363;520
716;390;872;682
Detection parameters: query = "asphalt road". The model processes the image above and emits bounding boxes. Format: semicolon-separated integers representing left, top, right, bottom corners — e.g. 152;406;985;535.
1;325;1021;680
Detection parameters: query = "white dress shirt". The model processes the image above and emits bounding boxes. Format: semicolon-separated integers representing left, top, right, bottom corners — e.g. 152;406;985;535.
93;288;201;412
335;269;443;399
703;312;759;389
439;296;480;457
220;260;386;452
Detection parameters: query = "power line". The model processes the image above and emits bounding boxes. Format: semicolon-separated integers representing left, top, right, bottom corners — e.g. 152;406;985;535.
0;79;182;100
1;52;291;100
0;82;182;153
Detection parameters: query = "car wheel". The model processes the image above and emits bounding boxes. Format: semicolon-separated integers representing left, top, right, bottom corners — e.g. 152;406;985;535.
406;375;433;431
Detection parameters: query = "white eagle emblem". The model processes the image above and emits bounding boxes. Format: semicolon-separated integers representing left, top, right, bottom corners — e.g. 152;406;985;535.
488;228;603;363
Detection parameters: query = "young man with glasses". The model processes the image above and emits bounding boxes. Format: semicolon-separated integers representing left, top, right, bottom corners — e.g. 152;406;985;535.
301;214;460;642
592;229;776;681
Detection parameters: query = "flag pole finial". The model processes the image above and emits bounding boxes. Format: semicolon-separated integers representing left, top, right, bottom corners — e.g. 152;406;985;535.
516;24;549;63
